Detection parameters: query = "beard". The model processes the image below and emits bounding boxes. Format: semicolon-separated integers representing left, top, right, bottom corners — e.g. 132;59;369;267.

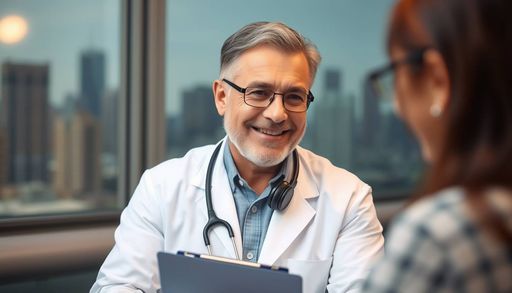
223;113;305;168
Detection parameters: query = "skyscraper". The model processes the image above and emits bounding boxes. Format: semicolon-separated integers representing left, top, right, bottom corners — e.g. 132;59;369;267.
71;110;102;196
80;50;105;118
0;128;6;195
1;62;50;185
53;97;102;198
325;68;341;92
181;85;223;147
310;69;353;169
64;49;105;197
53;113;72;198
361;79;381;146
101;89;119;155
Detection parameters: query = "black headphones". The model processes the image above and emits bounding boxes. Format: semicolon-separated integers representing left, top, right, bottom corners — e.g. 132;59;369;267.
206;142;299;212
267;148;299;211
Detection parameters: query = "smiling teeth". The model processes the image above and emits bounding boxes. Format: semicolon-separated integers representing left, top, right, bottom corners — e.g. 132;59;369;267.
258;128;284;136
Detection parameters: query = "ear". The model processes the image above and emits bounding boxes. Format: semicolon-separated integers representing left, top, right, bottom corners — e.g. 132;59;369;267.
212;79;227;116
423;50;451;114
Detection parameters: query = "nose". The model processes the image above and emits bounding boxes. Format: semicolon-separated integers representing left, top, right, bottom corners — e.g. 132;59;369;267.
262;94;288;123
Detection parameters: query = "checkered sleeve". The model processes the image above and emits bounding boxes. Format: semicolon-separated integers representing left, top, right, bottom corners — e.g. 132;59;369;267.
362;212;448;292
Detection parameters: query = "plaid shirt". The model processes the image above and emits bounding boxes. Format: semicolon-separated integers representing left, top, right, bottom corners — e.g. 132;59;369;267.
363;187;512;292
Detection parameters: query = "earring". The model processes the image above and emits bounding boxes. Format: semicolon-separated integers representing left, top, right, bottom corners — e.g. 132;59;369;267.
430;103;442;117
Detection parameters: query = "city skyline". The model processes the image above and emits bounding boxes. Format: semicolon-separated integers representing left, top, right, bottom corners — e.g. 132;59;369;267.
0;0;423;216
168;65;423;198
0;47;119;215
0;60;422;220
0;0;119;109
1;0;395;117
166;0;395;117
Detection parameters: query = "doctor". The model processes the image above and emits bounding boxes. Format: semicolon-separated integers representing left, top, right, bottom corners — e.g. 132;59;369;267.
91;21;384;293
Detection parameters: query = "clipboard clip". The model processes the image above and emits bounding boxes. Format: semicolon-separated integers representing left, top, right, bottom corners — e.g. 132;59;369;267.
177;251;289;272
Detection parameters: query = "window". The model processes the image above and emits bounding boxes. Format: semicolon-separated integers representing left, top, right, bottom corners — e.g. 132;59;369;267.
165;0;423;199
0;0;122;218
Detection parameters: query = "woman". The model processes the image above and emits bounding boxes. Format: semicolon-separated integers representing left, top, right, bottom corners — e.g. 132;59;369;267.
363;0;512;291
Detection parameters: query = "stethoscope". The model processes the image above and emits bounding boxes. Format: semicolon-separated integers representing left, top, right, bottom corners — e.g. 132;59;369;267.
202;142;299;259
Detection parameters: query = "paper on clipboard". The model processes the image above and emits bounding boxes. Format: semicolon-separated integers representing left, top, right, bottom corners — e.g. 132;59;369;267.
157;251;302;293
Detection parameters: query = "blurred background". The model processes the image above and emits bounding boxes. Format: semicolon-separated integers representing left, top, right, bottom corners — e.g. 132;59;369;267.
0;0;421;291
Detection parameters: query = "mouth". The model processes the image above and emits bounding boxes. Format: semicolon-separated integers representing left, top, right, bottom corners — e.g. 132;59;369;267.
252;127;289;136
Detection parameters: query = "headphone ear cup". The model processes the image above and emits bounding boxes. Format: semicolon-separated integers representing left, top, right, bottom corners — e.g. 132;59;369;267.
268;181;294;211
268;149;299;211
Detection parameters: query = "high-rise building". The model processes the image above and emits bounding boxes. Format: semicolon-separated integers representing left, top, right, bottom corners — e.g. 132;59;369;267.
53;114;72;198
361;79;381;146
71;110;101;195
0;128;6;196
1;62;50;185
166;114;184;156
310;69;353;169
52;94;76;198
325;69;341;92
101;89;119;155
80;50;105;118
53;103;102;198
181;85;223;147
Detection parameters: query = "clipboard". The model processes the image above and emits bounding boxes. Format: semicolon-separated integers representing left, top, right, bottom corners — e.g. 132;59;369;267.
157;251;302;293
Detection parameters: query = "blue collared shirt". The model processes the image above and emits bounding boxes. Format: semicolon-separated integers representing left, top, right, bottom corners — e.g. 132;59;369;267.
223;144;288;263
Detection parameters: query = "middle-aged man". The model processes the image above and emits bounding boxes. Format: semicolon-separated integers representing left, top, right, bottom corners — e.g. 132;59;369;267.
91;21;384;293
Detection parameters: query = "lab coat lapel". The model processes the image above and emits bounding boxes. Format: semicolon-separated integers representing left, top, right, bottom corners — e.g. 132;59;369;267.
259;151;318;265
191;140;242;259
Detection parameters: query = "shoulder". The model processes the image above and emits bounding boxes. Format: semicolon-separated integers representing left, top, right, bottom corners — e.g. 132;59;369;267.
364;189;464;289
297;146;372;210
297;145;368;190
370;186;512;292
383;187;482;276
396;186;512;261
392;187;467;241
143;144;216;186
363;191;463;292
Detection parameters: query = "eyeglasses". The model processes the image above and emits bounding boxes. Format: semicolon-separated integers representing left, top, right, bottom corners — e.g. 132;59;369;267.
222;79;314;113
366;48;428;101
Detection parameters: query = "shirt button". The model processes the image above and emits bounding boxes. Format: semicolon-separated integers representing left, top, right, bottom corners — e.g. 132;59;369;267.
246;252;254;260
251;206;258;213
238;179;244;187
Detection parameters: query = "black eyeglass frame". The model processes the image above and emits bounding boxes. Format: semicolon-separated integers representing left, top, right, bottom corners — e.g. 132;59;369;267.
366;48;429;99
222;78;315;113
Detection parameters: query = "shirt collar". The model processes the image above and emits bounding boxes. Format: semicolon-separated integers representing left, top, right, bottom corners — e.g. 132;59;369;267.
222;142;290;194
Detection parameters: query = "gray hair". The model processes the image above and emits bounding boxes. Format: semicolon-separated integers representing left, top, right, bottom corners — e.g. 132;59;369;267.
220;21;321;81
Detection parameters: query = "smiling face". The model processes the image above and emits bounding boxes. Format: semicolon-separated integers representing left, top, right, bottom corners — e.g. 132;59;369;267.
213;46;312;169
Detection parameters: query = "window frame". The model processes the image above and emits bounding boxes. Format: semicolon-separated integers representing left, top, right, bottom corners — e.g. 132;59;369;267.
0;0;166;282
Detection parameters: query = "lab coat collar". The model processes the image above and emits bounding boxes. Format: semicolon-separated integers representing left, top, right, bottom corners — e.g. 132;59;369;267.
258;149;318;265
190;137;228;190
190;138;320;264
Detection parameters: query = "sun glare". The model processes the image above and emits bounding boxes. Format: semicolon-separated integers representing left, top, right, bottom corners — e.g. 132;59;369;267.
0;15;28;45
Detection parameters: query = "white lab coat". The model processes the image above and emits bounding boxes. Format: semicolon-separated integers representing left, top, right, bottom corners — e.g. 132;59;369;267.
91;139;384;293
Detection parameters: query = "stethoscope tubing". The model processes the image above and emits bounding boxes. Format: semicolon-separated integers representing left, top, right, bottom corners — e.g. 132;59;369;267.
202;142;240;260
